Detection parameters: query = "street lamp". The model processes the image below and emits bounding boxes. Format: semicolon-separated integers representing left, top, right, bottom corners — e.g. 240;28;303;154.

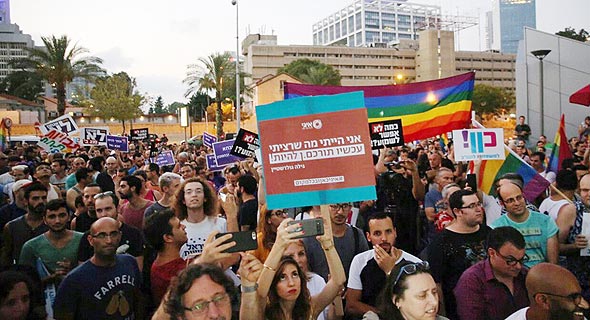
531;49;551;136
232;0;241;132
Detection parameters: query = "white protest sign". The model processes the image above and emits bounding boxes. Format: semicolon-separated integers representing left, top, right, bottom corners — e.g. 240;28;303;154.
39;114;79;135
580;212;590;256
452;128;505;161
81;127;110;146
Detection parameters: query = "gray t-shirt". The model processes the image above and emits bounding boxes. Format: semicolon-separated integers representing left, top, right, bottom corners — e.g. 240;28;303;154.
303;224;369;282
143;201;169;219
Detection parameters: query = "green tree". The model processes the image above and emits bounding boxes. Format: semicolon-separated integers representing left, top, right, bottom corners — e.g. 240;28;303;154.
167;102;184;114
184;52;234;139
278;59;341;85
0;70;43;101
153;96;166;114
556;27;589;42
187;91;211;121
11;35;104;116
472;84;515;115
89;72;144;134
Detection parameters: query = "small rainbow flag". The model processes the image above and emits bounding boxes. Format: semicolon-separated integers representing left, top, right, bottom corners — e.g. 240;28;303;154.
284;72;475;142
0;119;6;152
546;114;572;174
472;120;550;202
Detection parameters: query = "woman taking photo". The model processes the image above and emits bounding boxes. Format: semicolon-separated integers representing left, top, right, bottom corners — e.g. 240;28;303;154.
365;261;448;320
251;205;289;263
240;208;346;320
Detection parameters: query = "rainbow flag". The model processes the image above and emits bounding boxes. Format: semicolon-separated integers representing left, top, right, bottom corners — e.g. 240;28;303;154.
472;120;550;202
439;133;449;152
284;72;475;142
546;114;572;174
0;119;6;152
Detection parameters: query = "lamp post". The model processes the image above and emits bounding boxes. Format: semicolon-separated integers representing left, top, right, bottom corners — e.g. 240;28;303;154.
531;49;551;136
232;0;241;133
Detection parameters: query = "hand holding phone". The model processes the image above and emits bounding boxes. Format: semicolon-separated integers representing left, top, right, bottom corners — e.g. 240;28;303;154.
287;218;324;239
215;231;258;253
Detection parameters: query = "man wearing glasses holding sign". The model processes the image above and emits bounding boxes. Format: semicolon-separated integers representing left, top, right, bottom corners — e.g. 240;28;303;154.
54;217;144;320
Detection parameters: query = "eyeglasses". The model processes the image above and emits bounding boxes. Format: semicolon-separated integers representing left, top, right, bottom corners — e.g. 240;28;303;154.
329;203;352;211
535;292;583;306
392;261;430;288
91;230;121;240
183;293;229;315
495;251;529;266
503;194;524;205
93;191;114;200
460;202;483;209
269;210;288;217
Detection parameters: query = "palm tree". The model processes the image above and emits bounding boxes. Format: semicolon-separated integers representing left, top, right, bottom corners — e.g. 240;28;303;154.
184;52;234;139
11;35;104;116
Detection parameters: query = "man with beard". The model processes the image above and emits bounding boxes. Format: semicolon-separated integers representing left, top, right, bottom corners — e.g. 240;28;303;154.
34;163;61;201
54;217;144;320
505;263;589;320
427;189;491;319
77;191;145;269
119;175;154;230
0;182;48;267
19;199;83;285
236;175;257;231
304;203;369;282
71;183;102;233
346;212;421;318
50;158;68;195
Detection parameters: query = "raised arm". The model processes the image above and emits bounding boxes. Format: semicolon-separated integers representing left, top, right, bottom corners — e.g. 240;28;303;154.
238;252;265;320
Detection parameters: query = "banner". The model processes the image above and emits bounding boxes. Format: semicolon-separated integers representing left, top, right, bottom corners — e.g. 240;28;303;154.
81;127;109;146
369;119;404;149
106;135;129;152
149;150;176;166
203;131;217;148
130;128;149;141
284;72;475;142
38;129;80;154
453;128;505;161
257;91;376;209
39;114;79;135
206;154;225;172
230;129;260;158
212;139;242;167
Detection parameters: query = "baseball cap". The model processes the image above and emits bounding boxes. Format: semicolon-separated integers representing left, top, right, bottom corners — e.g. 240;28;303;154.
12;179;32;193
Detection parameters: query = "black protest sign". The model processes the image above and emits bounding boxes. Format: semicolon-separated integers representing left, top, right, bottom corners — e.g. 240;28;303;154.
369;119;404;149
130;128;149;141
230;129;260;159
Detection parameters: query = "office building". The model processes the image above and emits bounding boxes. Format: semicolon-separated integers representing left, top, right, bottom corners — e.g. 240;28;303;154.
492;0;536;53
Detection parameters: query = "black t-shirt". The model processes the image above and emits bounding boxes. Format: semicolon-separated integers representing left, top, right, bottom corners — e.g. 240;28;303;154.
427;226;491;320
238;198;258;231
515;124;531;140
74;211;97;233
77;223;145;262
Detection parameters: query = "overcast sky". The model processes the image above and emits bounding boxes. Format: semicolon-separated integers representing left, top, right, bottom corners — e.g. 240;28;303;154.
11;0;589;105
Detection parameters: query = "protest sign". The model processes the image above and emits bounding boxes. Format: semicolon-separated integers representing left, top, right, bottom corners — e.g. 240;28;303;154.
202;131;217;148
257;91;376;209
106;135;129;152
38;129;80;154
80;127;109;146
206;154;225;172
130;128;149;141
39;115;79;135
453;128;505;161
212;139;242;167
230;129;260;158
149;150;176;166
369;119;404;149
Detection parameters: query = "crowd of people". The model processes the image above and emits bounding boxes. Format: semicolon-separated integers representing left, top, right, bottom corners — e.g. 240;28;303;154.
0;128;588;320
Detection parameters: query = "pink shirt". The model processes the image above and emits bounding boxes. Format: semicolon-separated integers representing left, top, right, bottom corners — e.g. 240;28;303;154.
120;200;154;230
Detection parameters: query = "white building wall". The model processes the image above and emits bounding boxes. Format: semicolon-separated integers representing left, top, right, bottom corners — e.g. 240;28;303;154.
516;27;590;140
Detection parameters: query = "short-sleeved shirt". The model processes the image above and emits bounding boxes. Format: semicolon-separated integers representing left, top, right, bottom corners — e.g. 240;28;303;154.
4;215;48;265
53;254;141;320
143;201;169;219
19;232;84;273
303;224;369;282
120;200;154;230
238;198;258;231
348;249;420;308
77;223;145;262
424;189;442;210
179;216;227;260
150;257;186;304
490;210;558;268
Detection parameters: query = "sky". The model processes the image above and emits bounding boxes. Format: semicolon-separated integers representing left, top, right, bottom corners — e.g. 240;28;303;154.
10;0;589;106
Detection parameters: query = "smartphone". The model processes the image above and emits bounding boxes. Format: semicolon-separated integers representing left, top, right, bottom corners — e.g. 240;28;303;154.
287;218;325;239
215;231;258;253
466;173;477;192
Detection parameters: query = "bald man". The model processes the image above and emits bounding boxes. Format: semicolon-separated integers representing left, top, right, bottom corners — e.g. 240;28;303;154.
505;263;588;320
54;217;144;320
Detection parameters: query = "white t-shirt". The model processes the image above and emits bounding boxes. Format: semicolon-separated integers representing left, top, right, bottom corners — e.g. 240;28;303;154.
179;216;227;260
348;249;421;291
307;272;328;320
539;197;570;221
505;307;528;320
482;193;502;226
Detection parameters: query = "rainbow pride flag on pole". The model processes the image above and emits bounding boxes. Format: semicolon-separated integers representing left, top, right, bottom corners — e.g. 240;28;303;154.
0;119;6;152
472;120;550;202
546;114;572;174
284;72;475;142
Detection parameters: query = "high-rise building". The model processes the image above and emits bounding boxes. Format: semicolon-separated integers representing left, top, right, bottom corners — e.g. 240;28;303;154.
0;0;10;24
0;25;34;79
312;0;441;47
492;0;536;53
